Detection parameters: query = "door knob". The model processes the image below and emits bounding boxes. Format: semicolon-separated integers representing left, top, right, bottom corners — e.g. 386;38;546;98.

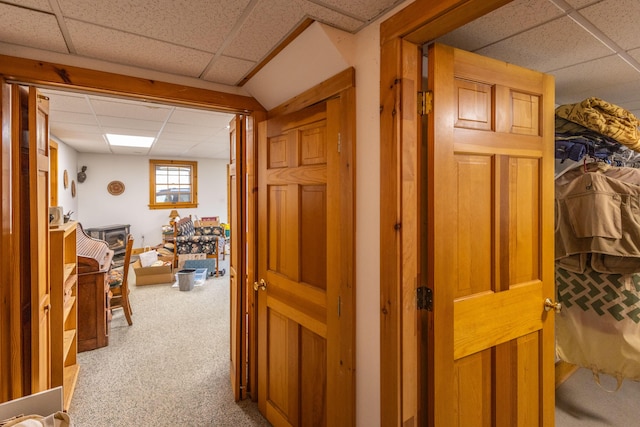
253;278;267;291
544;298;561;313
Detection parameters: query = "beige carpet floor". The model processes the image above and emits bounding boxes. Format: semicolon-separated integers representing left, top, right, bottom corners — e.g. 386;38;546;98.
68;261;271;427
556;367;640;426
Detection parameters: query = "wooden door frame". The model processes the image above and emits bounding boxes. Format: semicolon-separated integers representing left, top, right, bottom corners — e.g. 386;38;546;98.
379;1;513;425
0;55;265;401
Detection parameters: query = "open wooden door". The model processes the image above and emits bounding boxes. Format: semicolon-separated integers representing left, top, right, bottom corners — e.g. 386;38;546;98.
16;86;52;393
229;114;246;401
425;43;556;426
29;87;52;393
256;69;355;426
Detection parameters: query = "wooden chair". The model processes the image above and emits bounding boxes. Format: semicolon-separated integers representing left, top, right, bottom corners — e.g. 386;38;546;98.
110;234;134;325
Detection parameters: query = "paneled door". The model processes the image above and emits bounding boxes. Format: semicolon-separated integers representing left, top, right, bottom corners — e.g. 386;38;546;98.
425;43;556;426
256;85;354;426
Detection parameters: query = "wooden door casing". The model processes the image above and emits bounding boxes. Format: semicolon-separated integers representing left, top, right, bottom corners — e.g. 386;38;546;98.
426;43;555;426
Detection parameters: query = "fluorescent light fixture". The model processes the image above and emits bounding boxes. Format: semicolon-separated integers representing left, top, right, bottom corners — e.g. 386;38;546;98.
106;133;154;148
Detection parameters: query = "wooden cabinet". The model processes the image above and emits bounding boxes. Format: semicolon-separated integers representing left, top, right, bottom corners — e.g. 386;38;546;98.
49;221;80;411
77;272;110;352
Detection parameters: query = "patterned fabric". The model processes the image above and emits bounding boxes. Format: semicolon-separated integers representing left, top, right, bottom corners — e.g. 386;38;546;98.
556;265;640;324
176;219;195;237
555;264;640;383
174;219;224;256
556;97;640;151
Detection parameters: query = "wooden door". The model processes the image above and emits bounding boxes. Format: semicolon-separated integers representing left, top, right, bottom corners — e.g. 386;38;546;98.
426;43;555;426
257;88;354;426
22;86;52;392
229;114;246;401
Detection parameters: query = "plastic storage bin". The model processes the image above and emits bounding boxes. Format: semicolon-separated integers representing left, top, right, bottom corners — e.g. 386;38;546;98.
176;269;196;291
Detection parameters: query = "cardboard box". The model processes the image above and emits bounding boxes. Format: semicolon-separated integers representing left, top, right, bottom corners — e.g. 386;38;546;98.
198;216;220;227
132;259;174;285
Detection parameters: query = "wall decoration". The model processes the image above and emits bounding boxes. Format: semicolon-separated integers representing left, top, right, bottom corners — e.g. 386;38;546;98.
63;170;69;189
77;165;87;183
107;180;125;196
71;180;76;198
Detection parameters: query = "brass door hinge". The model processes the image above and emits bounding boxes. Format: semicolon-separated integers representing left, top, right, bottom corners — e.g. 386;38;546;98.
418;91;433;116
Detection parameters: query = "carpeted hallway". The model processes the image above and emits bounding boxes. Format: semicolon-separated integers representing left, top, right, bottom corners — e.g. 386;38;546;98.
68;261;270;427
67;260;638;426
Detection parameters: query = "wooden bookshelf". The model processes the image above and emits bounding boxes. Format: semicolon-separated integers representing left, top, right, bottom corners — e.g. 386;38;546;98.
50;221;80;411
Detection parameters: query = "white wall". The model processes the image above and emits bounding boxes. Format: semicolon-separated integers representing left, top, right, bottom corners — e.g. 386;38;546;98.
75;153;228;248
53;136;79;218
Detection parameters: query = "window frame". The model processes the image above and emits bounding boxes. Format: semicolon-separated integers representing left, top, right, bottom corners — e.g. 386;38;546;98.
149;159;198;209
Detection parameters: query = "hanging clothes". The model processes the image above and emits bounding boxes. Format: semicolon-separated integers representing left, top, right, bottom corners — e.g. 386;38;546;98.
556;166;640;274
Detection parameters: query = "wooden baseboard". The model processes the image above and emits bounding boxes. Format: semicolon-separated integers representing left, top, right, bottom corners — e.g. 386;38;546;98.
555;360;578;388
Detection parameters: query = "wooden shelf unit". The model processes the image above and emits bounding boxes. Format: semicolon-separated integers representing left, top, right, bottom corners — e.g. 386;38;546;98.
49;221;80;411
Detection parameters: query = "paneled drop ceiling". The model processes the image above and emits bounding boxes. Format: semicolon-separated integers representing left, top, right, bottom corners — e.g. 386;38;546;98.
0;0;405;159
2;0;640;159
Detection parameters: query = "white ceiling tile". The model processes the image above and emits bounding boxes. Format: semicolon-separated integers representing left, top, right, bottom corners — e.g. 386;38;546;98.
226;0;364;63
48;111;98;126
578;0;640;50
0;4;68;53
50;132;109;153
89;98;173;122
552;55;640;105
225;0;307;62
110;145;151;156
2;0;53;12
302;0;366;32
66;20;213;77
163;122;217;137
203;56;256;86
41;90;91;113
98;117;163;132
170;108;234;127
50;123;103;138
436;0;563;51
563;0;605;9
628;46;640;63
307;0;402;22
476;15;613;73
185;144;227;159
58;0;251;53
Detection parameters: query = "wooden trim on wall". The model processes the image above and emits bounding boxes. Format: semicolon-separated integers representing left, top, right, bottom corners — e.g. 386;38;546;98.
379;1;513;425
267;67;355;119
0;54;265;114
